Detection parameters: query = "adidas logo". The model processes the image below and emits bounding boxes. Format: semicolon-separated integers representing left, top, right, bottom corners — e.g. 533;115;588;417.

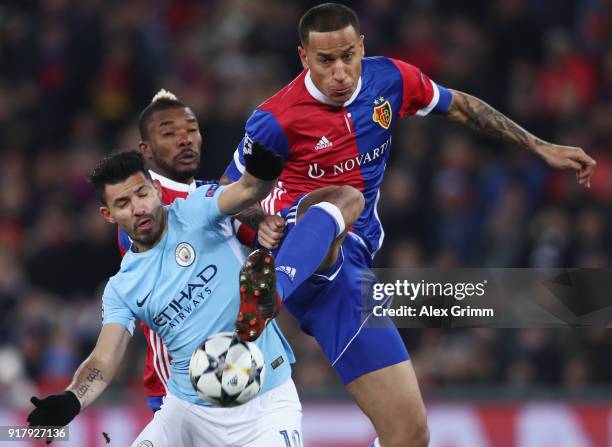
276;266;296;281
314;136;333;151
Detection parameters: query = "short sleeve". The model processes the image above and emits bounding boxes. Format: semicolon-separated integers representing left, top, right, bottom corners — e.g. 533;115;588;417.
171;183;228;227
390;58;452;117
223;109;290;181
102;282;136;335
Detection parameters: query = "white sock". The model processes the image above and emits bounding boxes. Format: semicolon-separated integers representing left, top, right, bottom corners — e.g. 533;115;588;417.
312;201;346;237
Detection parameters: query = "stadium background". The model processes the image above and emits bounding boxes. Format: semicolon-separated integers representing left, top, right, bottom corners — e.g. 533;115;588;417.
0;0;611;445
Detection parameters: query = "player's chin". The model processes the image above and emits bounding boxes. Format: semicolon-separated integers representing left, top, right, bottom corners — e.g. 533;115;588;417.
134;226;162;245
329;92;352;105
173;163;199;180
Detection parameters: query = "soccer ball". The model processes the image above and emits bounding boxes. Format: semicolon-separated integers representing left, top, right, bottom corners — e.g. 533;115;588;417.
189;332;265;407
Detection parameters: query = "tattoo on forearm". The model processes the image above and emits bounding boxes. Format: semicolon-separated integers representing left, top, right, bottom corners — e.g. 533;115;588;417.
533;137;549;147
75;367;103;399
235;204;265;229
75;384;88;398
220;175;267;228
455;93;549;150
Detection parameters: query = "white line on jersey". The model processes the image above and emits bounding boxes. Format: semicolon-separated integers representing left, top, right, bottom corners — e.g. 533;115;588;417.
150;331;168;392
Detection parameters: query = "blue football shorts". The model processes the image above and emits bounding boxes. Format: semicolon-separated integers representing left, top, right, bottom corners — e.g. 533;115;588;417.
271;199;409;385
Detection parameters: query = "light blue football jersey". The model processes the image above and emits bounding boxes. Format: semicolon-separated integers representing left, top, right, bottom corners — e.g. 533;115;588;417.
102;183;294;405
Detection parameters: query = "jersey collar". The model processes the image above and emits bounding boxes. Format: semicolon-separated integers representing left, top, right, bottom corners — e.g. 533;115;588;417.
149;170;197;192
305;70;362;107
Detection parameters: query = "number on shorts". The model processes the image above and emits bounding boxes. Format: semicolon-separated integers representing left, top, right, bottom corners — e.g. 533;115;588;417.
279;429;301;447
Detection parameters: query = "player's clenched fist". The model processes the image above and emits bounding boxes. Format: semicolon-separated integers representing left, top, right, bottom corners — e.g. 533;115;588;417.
258;214;286;249
27;391;81;443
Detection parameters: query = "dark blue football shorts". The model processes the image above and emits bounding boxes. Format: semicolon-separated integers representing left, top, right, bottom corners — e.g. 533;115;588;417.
271;198;409;385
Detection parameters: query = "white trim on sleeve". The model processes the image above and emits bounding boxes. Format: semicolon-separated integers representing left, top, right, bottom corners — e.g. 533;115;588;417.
416;81;440;116
234;149;246;174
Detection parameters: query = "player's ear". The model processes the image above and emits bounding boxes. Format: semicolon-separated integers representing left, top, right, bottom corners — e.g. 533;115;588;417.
139;141;152;159
99;206;116;224
298;46;309;70
359;34;365;57
152;179;162;199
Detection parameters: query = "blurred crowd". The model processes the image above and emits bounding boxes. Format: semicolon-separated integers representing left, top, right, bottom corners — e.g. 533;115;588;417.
1;0;611;408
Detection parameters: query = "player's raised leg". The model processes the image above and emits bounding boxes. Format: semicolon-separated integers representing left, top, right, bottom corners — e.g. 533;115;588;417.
275;185;365;299
265;190;429;446
348;361;429;447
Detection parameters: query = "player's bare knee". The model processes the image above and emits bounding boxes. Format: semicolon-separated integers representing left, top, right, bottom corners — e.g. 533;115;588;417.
409;402;429;447
381;401;428;447
410;418;430;447
331;185;364;227
408;412;429;447
297;185;364;226
419;425;430;447
383;418;429;447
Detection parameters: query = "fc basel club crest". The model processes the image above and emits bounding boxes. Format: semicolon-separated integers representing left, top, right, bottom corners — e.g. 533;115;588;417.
175;242;196;267
372;96;392;129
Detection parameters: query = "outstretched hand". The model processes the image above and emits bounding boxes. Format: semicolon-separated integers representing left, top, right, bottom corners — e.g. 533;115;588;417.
27;391;81;445
536;144;596;188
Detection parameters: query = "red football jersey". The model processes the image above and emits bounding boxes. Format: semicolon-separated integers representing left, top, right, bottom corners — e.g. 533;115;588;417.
224;57;452;255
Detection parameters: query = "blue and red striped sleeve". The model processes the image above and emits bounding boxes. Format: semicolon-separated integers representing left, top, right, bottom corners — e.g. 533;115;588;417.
390;58;452;117
223;109;291;182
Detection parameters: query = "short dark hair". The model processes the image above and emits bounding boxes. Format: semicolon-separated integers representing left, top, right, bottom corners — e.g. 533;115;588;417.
90;150;151;205
138;95;186;140
298;3;360;46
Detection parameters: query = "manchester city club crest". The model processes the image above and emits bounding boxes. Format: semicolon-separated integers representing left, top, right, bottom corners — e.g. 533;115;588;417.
175;242;196;267
372;96;392;129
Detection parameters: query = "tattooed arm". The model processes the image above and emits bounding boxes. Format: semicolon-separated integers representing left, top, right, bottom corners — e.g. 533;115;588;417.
445;90;596;187
66;323;130;409
26;323;129;431
220;174;285;248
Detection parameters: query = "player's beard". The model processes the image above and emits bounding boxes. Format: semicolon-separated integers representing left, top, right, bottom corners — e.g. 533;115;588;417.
153;150;200;183
132;207;167;250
